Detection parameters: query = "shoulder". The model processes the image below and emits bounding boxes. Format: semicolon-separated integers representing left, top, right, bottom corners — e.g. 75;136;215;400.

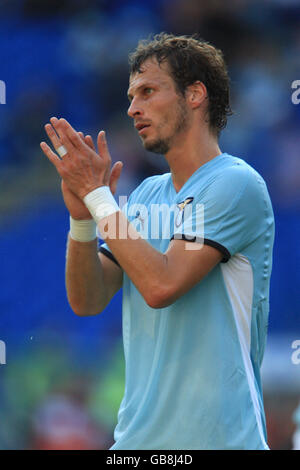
197;155;274;229
216;155;262;186
205;155;270;204
224;157;272;210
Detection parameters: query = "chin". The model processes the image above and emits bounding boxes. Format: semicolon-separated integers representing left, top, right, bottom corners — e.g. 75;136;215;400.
143;137;170;155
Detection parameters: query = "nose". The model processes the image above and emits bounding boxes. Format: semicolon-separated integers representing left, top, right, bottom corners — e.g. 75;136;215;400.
127;98;143;119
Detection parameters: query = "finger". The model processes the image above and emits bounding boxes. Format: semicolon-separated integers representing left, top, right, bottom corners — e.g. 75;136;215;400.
58;118;89;154
97;131;111;179
40;141;62;171
50;117;76;157
49;117;64;141
44;123;61;152
97;131;112;185
78;132;96;152
97;131;111;165
84;135;96;151
109;161;123;195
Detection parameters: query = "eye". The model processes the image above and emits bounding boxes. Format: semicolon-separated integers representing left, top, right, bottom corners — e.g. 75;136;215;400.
144;87;154;96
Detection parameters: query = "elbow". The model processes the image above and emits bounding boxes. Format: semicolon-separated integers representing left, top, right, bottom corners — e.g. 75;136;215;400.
69;300;104;317
71;306;97;317
72;306;102;317
145;284;175;309
67;290;108;317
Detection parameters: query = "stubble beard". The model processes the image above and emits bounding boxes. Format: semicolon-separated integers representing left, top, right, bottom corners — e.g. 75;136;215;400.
143;97;190;155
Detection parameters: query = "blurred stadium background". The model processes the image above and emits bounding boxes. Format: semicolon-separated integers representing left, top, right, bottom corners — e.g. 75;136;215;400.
0;0;299;450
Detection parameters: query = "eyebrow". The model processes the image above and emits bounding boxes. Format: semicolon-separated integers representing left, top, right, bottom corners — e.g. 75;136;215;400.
127;82;156;102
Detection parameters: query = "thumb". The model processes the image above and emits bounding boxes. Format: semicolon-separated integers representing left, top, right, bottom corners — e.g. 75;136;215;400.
109;161;123;195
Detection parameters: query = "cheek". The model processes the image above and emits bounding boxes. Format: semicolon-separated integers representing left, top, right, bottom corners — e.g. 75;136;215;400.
149;96;181;133
155;104;174;127
158;109;177;133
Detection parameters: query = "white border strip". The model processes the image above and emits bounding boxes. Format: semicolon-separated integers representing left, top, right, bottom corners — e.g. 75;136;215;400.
221;253;268;449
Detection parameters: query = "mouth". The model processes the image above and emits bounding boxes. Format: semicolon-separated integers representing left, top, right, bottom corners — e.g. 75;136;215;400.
135;123;151;135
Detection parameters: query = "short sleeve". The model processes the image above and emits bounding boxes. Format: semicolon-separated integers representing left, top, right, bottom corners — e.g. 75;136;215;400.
98;242;120;266
172;165;273;263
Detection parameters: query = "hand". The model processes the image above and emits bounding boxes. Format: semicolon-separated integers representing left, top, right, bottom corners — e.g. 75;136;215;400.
40;117;122;199
40;118;123;219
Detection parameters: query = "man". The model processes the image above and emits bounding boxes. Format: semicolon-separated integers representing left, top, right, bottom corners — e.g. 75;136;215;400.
40;33;275;450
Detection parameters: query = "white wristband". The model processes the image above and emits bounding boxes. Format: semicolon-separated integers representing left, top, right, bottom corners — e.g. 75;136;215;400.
83;186;120;224
69;217;97;242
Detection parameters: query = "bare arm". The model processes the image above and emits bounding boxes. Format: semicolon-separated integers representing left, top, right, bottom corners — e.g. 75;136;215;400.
66;236;123;316
41;118;222;312
99;211;222;308
40;121;123;316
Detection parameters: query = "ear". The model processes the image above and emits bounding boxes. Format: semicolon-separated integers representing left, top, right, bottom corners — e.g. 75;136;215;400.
185;81;207;109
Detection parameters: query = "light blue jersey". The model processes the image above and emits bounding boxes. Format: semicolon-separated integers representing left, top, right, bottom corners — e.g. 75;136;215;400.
100;153;275;450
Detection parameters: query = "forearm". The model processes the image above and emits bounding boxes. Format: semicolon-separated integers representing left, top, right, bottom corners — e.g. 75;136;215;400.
65;235;108;315
99;212;170;308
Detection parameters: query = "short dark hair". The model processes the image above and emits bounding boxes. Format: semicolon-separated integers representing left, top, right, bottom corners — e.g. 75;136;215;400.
129;33;233;136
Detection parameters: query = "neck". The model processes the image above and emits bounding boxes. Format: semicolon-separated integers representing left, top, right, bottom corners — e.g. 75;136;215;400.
164;125;222;193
